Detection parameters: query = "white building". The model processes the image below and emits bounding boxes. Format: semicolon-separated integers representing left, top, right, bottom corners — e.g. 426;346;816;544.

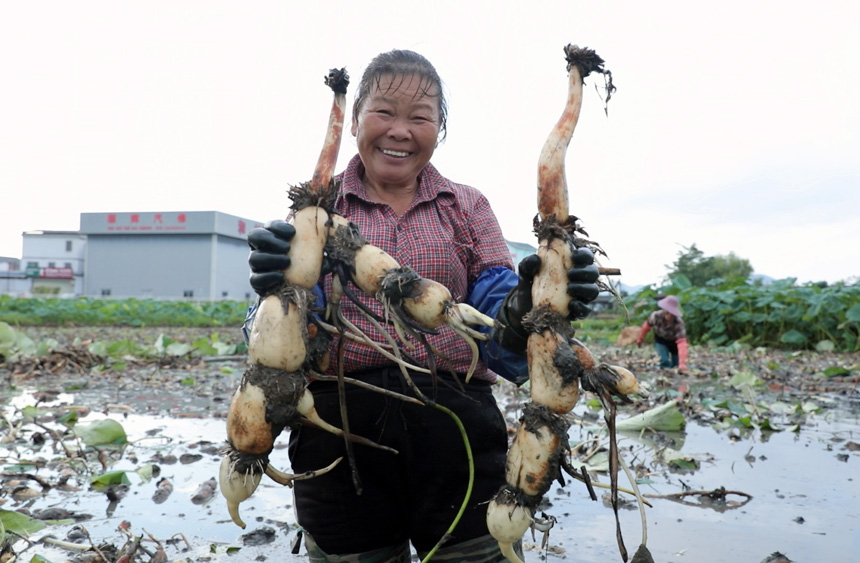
18;231;87;297
507;240;538;268
79;211;261;301
0;256;27;296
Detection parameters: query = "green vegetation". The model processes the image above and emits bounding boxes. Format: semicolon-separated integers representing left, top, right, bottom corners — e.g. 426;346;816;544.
0;295;250;327
630;276;860;352
609;243;860;353
2;276;858;355
573;316;627;344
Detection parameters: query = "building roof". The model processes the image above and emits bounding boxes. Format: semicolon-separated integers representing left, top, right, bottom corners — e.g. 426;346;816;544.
506;240;537;252
79;211;262;241
22;230;84;236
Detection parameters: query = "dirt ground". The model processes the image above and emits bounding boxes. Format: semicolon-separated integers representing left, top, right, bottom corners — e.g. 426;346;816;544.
2;326;859;562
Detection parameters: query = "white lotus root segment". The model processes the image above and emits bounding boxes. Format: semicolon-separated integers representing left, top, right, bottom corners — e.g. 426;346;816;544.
218;456;263;529
285;206;331;289
248;294;308;373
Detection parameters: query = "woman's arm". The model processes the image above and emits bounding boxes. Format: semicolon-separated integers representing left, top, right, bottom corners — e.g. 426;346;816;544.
637;321;652;347
676;337;688;371
467;266;529;385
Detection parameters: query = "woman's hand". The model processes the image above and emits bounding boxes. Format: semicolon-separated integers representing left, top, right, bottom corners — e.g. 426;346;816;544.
566;247;600;320
494;248;601;353
493;255;541;354
247;220;295;296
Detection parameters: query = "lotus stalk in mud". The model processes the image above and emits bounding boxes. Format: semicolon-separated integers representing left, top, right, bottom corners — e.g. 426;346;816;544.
487;44;648;563
219;69;359;529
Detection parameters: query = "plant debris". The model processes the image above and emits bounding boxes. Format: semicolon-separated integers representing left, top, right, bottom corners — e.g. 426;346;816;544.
1;326;858;561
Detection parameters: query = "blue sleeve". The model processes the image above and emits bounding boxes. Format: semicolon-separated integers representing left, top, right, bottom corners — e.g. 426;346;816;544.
466;266;530;386
241;299;258;344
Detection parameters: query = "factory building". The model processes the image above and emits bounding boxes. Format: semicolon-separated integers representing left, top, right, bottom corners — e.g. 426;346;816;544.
79;211;261;301
1;211;262;301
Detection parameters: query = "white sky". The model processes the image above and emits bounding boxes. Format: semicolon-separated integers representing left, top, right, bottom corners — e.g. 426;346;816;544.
2;1;858;287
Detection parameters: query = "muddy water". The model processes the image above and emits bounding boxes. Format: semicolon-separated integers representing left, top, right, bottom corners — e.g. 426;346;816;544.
551;411;860;562
3;374;859;562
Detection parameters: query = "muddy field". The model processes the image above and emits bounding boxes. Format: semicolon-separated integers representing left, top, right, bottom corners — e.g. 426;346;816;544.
2;326;858;562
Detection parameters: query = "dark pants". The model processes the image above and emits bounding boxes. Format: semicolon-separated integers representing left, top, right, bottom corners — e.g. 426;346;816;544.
288;367;509;555
655;336;679;368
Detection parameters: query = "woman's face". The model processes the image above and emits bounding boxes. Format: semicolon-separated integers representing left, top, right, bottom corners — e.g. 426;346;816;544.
351;73;441;191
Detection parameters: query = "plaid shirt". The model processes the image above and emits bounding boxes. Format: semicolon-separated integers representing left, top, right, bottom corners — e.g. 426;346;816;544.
646;310;687;342
322;154;513;379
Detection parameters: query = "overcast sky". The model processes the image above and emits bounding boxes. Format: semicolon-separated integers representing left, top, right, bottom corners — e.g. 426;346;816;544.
2;1;858;288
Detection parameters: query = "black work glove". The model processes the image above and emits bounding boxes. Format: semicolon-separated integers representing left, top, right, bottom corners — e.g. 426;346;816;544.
567;247;600;319
493;248;601;354
493;255;541;355
247;219;295;295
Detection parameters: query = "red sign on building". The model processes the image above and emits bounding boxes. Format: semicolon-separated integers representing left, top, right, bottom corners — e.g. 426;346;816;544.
41;267;74;279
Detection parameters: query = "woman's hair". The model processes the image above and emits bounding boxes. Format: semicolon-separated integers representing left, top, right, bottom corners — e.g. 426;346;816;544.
353;49;448;142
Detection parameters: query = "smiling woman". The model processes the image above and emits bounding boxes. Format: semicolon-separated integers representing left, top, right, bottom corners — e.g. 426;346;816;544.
242;48;605;562
350;55;446;215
